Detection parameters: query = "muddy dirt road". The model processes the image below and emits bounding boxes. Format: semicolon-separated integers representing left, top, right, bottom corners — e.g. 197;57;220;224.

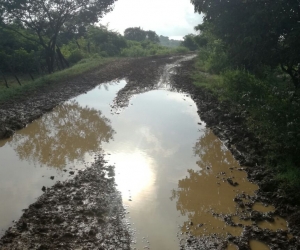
0;54;299;249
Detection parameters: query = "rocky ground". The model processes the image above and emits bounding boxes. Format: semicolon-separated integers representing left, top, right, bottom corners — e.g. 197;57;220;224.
0;54;300;249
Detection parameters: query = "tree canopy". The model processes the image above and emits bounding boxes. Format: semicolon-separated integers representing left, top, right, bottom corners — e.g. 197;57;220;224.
124;27;160;43
181;34;199;51
191;0;300;88
0;0;117;73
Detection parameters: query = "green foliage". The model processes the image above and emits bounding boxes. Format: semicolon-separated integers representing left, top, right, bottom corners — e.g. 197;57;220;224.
193;51;300;194
191;0;300;88
174;46;189;54
0;25;43;75
159;35;181;48
67;49;86;65
0;0;117;73
276;163;300;193
87;26;127;56
191;2;300;192
124;27;160;43
181;34;199;51
222;70;267;102
120;40;185;58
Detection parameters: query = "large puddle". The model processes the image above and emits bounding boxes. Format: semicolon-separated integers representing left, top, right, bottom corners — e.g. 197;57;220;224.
0;65;289;249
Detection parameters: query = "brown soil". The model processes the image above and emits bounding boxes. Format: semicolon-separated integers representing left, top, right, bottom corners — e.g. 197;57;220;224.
0;156;130;250
1;54;300;250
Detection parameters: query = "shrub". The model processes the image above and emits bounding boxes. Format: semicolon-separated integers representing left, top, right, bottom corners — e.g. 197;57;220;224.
68;49;86;65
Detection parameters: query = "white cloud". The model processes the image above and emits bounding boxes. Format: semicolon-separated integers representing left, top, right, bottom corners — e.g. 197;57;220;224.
100;0;203;39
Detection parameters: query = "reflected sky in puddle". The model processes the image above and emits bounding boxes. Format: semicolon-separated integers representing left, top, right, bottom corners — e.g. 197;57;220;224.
0;79;289;249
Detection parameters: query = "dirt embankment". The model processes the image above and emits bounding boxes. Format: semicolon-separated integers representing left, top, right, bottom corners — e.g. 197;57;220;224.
1;54;300;249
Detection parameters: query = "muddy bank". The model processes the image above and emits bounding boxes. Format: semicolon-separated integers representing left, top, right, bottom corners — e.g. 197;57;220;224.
0;54;186;141
171;60;300;249
0;156;130;250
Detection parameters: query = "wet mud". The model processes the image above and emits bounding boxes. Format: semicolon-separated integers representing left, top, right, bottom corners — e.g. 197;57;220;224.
170;60;300;249
1;54;300;249
0;156;130;250
0;54;187;141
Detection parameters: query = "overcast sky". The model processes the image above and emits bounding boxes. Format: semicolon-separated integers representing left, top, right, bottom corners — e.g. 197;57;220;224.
100;0;203;40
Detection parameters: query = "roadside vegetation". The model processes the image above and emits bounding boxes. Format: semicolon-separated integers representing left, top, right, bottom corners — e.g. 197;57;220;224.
0;0;187;102
189;0;300;200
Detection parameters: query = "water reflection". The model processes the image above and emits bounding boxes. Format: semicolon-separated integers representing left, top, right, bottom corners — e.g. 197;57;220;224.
171;130;258;236
9;100;114;168
113;56;196;108
0;100;115;235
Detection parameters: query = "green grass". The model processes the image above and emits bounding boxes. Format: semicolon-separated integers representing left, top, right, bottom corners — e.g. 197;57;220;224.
0;57;113;102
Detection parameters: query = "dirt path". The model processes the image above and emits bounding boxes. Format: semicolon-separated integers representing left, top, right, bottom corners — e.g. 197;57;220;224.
1;54;300;249
0;54;185;140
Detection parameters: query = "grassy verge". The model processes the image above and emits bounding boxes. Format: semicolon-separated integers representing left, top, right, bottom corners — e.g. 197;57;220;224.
0;57;114;103
192;52;300;202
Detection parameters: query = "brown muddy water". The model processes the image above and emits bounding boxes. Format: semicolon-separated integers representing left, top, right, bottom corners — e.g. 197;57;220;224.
0;78;289;248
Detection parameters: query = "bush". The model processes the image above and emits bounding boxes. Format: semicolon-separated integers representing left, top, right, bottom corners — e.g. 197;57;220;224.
222;70;267;103
174;46;190;53
67;49;86;65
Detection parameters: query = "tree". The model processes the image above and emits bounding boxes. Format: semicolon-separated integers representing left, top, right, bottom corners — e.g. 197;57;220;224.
145;30;159;43
159;35;181;48
87;25;126;56
191;0;300;88
124;27;147;42
0;0;117;73
124;27;160;43
181;34;198;51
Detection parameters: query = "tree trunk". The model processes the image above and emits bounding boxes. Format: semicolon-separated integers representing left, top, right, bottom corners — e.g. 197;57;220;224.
56;47;69;68
45;46;56;74
29;72;35;81
75;40;81;49
9;66;21;86
0;70;9;88
281;63;299;89
87;42;91;54
55;55;63;70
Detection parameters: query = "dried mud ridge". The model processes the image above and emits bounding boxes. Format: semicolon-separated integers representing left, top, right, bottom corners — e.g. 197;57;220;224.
1;54;300;249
